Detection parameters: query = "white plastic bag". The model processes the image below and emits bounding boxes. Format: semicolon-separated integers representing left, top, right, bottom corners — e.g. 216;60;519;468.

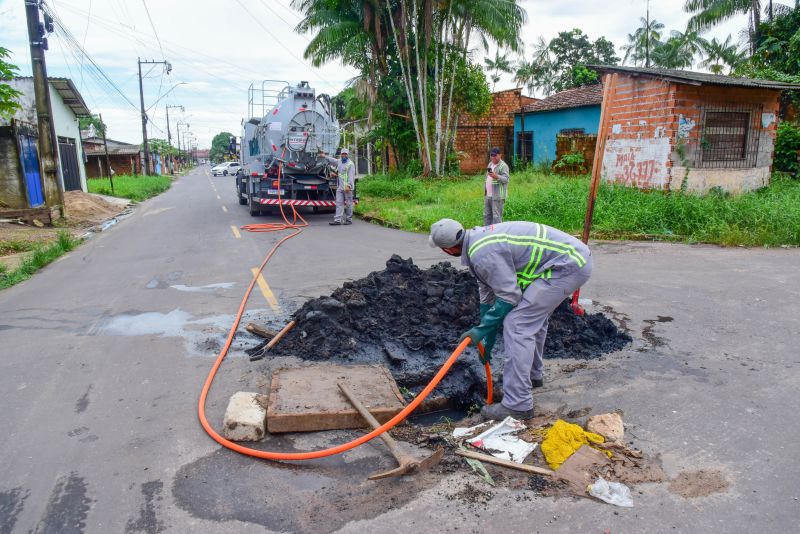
465;417;536;463
588;477;634;507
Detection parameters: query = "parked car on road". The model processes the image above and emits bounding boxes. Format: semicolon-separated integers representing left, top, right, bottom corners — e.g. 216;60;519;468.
211;162;241;176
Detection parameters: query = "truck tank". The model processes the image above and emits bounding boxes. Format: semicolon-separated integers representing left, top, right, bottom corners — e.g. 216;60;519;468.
238;81;341;215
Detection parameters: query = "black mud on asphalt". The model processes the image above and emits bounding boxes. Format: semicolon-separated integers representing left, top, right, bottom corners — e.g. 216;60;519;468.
256;256;631;407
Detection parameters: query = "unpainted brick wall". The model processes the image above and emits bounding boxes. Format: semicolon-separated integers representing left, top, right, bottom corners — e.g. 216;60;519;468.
456;88;536;173
600;73;781;193
555;134;597;175
600;76;676;190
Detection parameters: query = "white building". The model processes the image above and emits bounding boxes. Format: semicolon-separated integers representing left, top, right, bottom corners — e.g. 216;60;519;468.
2;77;91;194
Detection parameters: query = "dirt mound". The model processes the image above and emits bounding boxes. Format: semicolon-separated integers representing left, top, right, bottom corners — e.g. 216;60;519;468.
65;191;126;225
668;470;730;498
266;255;631;406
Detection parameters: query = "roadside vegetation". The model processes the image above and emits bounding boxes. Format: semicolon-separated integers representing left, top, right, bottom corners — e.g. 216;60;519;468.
355;171;800;247
0;231;81;290
87;174;172;202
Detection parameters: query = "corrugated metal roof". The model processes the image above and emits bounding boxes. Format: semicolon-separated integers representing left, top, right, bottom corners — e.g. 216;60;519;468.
15;77;91;116
588;65;800;90
517;84;603;114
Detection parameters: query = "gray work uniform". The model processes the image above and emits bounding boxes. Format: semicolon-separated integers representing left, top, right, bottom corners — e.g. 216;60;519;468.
461;221;593;412
324;155;355;223
484;159;509;225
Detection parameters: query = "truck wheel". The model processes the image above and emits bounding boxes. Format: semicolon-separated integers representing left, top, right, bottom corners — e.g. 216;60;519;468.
248;191;259;216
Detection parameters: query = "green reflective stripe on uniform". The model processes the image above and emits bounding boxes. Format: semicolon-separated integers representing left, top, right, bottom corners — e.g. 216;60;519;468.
521;224;546;278
516;268;552;289
468;233;586;268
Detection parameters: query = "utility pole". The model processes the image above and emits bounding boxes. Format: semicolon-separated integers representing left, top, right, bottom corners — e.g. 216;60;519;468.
99;113;113;194
165;104;183;174
645;0;650;68
177;120;189;165
25;0;64;219
137;58;171;175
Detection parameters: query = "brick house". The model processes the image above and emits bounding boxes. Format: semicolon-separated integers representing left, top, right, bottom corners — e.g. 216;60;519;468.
591;65;800;194
81;135;142;178
455;88;536;173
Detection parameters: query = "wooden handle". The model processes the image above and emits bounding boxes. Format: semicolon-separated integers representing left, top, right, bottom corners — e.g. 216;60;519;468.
337;381;405;460
246;323;278;339
266;320;296;350
455;448;554;477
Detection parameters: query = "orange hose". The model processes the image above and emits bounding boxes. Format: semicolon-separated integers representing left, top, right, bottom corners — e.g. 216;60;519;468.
198;157;493;461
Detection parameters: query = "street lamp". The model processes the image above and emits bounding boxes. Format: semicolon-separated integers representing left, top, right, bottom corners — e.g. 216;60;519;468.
147;82;188;112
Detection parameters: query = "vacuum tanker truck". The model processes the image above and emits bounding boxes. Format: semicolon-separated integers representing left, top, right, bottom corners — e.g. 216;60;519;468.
238;80;342;215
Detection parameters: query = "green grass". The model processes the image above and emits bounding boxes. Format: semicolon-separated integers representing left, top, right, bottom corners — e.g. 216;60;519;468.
0;231;81;289
0;239;36;256
87;174;172;202
355;171;800;247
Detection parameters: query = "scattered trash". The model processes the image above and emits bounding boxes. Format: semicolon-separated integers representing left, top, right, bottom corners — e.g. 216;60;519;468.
463;417;537;463
540;419;610;470
555;445;612;492
456;448;553;477
452;421;493;440
586;412;625;443
588;477;634;507
460;449;496;486
595;442;667;485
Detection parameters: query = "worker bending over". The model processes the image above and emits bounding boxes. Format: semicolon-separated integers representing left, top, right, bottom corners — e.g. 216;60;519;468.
429;219;593;420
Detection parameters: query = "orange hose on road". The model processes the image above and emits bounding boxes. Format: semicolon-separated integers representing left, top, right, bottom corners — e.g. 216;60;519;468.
198;159;492;461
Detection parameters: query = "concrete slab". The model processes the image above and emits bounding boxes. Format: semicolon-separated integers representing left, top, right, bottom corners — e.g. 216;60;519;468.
266;364;405;433
222;392;267;441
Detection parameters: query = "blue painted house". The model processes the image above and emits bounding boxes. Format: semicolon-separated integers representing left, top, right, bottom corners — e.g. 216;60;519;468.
513;84;602;165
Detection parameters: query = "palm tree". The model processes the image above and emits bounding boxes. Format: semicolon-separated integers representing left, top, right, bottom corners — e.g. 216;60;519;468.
650;30;709;69
621;17;665;66
484;50;514;92
514;60;536;96
651;37;694;68
684;0;762;53
701;35;746;73
514;36;557;97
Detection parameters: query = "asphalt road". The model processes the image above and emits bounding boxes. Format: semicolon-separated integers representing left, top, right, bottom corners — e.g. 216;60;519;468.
1;165;798;533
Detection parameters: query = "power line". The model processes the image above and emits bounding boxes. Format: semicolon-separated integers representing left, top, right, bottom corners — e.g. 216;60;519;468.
233;0;337;86
140;0;165;58
79;0;92;90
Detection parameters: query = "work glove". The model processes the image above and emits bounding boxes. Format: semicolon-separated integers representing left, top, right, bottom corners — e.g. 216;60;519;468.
459;299;514;363
478;303;497;364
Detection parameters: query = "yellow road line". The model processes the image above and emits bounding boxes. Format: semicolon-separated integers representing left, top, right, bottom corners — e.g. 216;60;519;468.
221;205;228;212
230;225;241;239
251;268;280;312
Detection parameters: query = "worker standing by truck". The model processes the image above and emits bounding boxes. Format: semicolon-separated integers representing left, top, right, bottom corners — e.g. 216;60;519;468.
319;148;355;226
429;218;593;420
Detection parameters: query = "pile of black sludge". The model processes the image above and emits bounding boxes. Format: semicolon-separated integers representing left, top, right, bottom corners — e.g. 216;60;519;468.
261;255;631;407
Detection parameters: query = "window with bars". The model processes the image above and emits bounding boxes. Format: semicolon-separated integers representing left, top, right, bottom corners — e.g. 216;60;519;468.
515;131;533;163
698;104;762;168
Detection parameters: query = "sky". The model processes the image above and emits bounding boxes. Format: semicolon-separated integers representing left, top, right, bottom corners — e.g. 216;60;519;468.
0;0;748;148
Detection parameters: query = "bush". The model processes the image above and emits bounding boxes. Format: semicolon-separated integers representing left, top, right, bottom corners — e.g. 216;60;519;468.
774;122;800;176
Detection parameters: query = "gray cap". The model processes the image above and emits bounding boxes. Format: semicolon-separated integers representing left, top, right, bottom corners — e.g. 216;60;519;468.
339;148;349;154
429;218;464;248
